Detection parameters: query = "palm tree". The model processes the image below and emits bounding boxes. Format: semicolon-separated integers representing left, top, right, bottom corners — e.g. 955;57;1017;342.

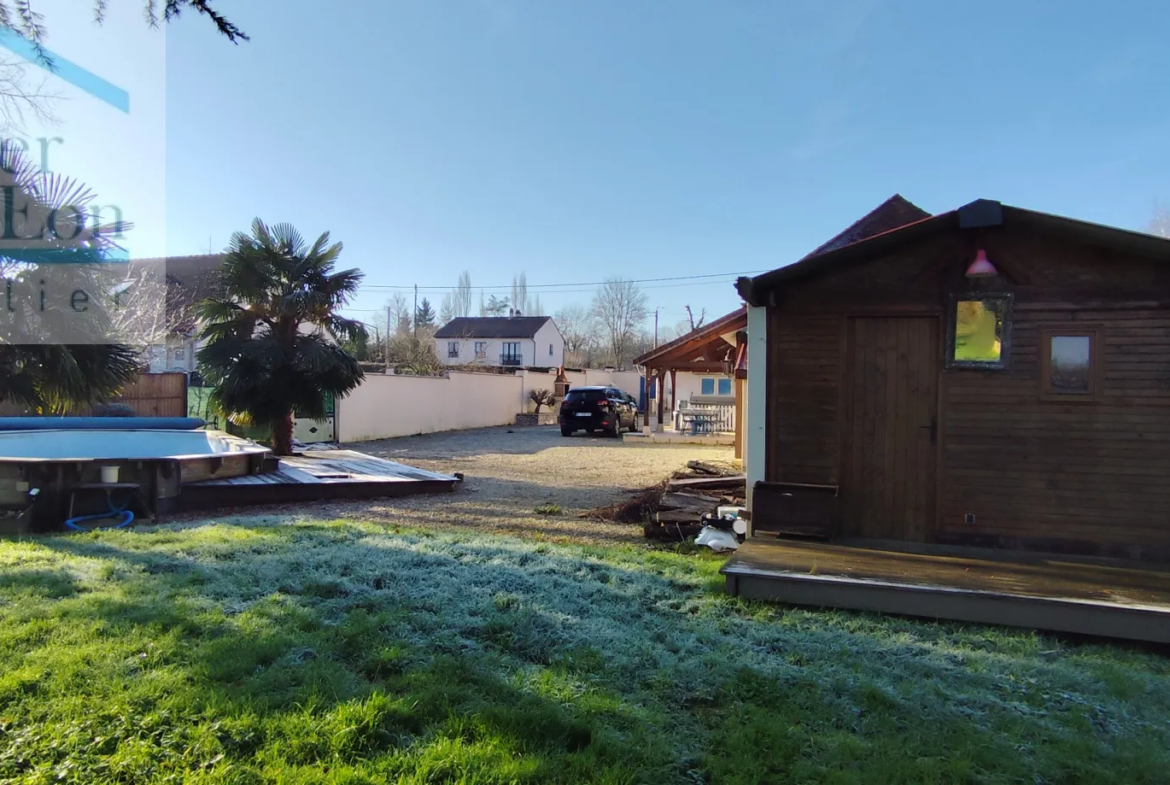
196;219;366;455
0;139;142;413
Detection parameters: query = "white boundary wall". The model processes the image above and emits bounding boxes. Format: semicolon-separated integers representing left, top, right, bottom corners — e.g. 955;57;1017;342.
337;371;523;442
338;368;648;441
517;369;644;412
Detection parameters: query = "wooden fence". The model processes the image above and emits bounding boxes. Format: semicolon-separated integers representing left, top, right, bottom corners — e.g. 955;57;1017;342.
0;372;189;417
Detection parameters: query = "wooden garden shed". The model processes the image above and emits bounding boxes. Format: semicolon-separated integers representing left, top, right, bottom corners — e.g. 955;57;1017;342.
737;198;1170;563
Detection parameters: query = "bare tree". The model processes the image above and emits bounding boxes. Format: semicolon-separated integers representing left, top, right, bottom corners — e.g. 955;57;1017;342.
108;261;171;350
531;294;544;317
1151;205;1170;238
554;304;595;367
684;305;706;331
454;270;473;317
439;292;455;325
385;292;411;336
0;55;59;135
511;272;528;315
590;278;648;369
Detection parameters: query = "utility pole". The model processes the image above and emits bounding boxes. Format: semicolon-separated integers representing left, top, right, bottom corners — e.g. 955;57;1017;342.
386;305;392;371
654;308;659;348
413;284;418;340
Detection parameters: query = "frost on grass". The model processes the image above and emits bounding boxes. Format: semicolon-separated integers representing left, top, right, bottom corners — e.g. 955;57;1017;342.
1;520;1170;783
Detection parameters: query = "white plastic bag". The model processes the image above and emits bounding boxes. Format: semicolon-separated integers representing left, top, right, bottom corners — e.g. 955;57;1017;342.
695;525;740;552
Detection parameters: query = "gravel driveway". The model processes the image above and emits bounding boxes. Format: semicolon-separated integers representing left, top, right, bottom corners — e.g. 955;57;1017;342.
331;425;734;544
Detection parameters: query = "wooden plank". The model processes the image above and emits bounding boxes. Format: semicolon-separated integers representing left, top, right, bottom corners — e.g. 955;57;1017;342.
667;475;746;490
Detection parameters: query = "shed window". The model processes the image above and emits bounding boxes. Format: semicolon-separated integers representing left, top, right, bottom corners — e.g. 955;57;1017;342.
1040;329;1101;401
700;378;714;395
947;294;1012;369
717;378;732;395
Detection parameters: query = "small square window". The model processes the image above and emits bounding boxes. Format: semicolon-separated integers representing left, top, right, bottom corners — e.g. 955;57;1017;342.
1040;328;1101;401
172;348;186;361
700;378;715;395
717;378;732;396
947;294;1012;369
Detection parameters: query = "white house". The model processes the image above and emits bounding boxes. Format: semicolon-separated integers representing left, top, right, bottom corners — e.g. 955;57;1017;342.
434;316;565;368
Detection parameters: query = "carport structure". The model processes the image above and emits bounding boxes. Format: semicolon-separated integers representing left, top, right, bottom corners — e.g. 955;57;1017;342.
634;307;748;457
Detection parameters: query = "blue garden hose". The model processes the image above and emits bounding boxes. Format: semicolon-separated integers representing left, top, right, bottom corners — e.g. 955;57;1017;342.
64;490;136;532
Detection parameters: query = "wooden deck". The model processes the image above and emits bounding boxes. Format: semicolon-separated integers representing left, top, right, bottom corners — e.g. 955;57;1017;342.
181;450;459;510
721;538;1170;644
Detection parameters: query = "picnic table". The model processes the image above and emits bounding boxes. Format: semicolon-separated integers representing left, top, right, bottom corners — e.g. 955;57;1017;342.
680;410;721;435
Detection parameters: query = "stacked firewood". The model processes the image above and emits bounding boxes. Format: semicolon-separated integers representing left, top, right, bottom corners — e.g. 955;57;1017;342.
643;461;746;540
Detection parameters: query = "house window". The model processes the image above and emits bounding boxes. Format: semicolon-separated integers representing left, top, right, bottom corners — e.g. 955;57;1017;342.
549;343;553;356
717;378;732;396
172;347;186;361
502;342;521;365
448;341;459;358
1040;328;1101;401
947;294;1012;369
474;341;487;358
700;378;714;395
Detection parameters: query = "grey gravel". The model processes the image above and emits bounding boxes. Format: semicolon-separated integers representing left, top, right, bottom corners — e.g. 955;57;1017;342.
341;426;735;544
169;426;731;544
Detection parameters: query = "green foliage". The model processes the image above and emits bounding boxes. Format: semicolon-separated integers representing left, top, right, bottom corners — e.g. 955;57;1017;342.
533;503;561;516
2;522;1169;783
340;330;371;362
414;298;436;329
196;219;366;454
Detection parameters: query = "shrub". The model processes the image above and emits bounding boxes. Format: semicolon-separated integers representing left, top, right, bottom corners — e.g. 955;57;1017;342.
529;389;556;414
92;402;135;417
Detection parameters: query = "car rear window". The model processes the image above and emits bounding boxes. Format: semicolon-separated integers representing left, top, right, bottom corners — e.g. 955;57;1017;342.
564;389;607;402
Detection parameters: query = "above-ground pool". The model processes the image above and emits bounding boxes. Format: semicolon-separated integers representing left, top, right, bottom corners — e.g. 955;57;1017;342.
0;428;273;532
0;429;269;462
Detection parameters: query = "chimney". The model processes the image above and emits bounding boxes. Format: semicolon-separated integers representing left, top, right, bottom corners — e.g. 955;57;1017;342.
508;308;514;317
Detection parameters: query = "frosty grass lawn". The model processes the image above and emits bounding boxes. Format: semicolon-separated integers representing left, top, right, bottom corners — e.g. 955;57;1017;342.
2;520;1170;784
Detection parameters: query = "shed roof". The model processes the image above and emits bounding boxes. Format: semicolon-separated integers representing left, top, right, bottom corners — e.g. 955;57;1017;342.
633;307;746;370
737;199;1170;306
434;316;554;339
801;194;931;259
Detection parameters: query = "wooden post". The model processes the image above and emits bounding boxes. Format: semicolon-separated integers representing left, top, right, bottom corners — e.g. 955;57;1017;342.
734;377;744;460
669;368;677;429
656;368;666;432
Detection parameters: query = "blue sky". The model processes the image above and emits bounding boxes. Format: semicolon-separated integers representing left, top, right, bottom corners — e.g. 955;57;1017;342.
156;0;1170;333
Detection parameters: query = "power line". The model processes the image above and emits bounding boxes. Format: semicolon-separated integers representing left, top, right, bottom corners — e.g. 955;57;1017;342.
346;278;747;305
357;268;768;292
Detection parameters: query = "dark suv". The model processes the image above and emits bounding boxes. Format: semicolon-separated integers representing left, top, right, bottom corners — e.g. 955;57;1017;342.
558;386;640;437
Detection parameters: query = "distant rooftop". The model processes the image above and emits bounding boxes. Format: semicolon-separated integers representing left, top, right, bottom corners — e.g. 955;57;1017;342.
434;316;554;339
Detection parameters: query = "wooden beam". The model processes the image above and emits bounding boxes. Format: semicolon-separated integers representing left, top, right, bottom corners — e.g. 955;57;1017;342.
669;368;677;417
646;361;726;372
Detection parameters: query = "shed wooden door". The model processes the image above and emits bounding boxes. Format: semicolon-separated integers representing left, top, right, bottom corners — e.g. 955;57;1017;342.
842;317;939;541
